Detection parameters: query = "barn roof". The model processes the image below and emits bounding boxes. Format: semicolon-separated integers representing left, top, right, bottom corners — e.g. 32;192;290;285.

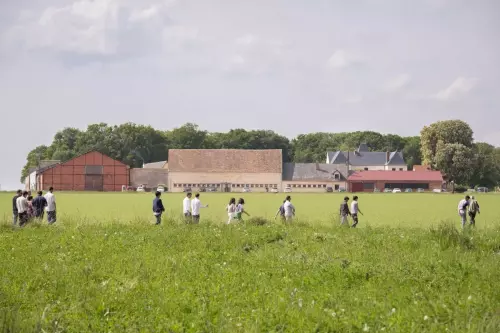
348;170;443;182
143;161;167;169
168;149;282;173
282;163;349;181
37;150;128;173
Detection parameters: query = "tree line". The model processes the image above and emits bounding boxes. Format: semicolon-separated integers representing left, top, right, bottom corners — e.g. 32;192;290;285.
21;120;500;188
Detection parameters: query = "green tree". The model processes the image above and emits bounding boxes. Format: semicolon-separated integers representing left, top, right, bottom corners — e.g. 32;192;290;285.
402;136;422;169
470;142;500;188
420;120;474;167
19;145;51;183
435;143;475;185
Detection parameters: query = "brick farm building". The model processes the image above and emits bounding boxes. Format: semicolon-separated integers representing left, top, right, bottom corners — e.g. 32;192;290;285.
29;151;130;191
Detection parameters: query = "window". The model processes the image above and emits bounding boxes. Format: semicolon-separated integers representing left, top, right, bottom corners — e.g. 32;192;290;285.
323;184;327;188
392;168;396;171
273;184;278;188
335;184;340;190
364;167;369;171
363;183;375;190
384;183;430;189
334;173;340;180
399;168;404;171
288;184;292;187
307;184;311;188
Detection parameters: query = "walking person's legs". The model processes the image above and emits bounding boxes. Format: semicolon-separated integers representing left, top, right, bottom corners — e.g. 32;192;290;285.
351;214;358;228
192;215;200;224
459;210;467;228
47;211;57;224
12;213;18;226
155;213;161;225
340;214;348;226
469;212;476;226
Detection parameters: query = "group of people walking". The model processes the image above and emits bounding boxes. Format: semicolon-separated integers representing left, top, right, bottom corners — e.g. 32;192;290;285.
12;187;57;227
152;191;365;227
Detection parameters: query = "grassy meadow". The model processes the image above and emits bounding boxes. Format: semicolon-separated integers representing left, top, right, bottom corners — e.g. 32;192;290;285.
1;192;500;332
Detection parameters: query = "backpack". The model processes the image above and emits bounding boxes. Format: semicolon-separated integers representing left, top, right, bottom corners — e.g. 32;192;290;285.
469;200;478;213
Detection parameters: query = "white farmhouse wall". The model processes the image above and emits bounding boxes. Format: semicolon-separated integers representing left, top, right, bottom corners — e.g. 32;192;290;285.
169;172;282;192
350;164;407;171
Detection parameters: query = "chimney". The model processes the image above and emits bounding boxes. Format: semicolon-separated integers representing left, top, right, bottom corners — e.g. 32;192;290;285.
386;151;390;164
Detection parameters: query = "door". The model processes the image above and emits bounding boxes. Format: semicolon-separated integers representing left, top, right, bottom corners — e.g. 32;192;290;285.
85;175;103;191
351;182;364;193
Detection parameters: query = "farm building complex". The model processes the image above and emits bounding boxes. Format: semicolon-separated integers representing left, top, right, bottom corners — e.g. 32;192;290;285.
24;146;444;192
167;149;283;192
348;170;444;192
26;151;129;192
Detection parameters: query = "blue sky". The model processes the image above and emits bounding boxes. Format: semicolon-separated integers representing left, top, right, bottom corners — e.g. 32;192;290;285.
0;0;499;190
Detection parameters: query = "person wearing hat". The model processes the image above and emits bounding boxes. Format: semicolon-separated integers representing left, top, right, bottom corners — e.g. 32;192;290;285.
468;195;480;226
339;196;351;226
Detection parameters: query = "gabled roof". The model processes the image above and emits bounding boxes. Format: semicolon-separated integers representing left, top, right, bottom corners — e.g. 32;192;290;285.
283;163;348;181
326;150;406;166
387;152;405;165
143;161;167;169
348;170;443;182
168;149;282;173
29;160;61;174
357;143;369;152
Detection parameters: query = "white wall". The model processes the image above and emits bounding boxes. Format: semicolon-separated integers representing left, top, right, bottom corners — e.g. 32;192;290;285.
350;165;407;171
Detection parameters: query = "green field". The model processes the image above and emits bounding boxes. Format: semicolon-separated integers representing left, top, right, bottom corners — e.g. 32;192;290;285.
1;192;500;332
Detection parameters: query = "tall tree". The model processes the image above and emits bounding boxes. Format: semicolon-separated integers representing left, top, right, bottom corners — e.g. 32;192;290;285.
420;120;474;167
470;142;500;188
435;143;475;185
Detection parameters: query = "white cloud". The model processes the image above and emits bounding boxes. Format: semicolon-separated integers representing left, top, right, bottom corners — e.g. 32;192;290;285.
4;0;180;56
344;94;363;104
384;74;412;92
129;6;160;22
327;49;364;69
235;34;258;46
433;77;479;101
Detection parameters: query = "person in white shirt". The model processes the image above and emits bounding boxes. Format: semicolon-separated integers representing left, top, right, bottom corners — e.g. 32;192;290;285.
183;193;192;222
350;196;363;228
16;191;29;226
44;187;57;224
191;193;208;224
458;195;470;228
226;197;236;224
283;196;295;223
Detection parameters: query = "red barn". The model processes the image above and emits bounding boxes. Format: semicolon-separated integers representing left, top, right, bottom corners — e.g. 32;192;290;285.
348;170;444;192
37;151;130;191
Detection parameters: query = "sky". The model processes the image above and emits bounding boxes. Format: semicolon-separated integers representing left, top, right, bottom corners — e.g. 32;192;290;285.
0;0;499;190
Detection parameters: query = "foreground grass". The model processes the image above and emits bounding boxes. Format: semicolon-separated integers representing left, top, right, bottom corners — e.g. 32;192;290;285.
1;217;500;332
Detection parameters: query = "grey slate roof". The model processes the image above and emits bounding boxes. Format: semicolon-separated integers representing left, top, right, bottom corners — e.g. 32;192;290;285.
327;151;405;166
143;161;167;169
283;163;349;181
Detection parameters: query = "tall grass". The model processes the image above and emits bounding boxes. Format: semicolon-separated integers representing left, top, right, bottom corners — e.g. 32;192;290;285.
1;215;500;332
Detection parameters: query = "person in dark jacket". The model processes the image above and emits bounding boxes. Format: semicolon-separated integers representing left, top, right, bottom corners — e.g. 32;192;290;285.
274;200;286;222
339;196;351;225
12;190;22;226
152;191;165;225
32;191;48;219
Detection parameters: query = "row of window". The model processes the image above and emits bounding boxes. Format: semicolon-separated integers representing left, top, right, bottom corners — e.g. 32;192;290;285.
358;167;405;171
173;183;279;188
286;184;333;188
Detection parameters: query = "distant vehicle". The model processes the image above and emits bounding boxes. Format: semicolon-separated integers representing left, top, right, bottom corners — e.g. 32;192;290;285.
373;188;381;193
384;188;392;193
284;187;292;193
405;188;412;193
417;188;425;193
199;187;206;192
477;187;488;193
432;189;442;193
338;187;346;192
183;187;192;193
157;185;166;193
242;187;251;193
136;185;145;192
207;187;217;192
467;188;476;192
392;188;402;193
326;186;333;192
270;188;279;193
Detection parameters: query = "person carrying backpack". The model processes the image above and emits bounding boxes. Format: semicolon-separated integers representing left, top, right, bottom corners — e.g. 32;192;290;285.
468;196;480;226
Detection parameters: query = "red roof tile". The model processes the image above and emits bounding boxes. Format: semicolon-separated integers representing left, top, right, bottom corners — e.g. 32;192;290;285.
348;170;443;182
